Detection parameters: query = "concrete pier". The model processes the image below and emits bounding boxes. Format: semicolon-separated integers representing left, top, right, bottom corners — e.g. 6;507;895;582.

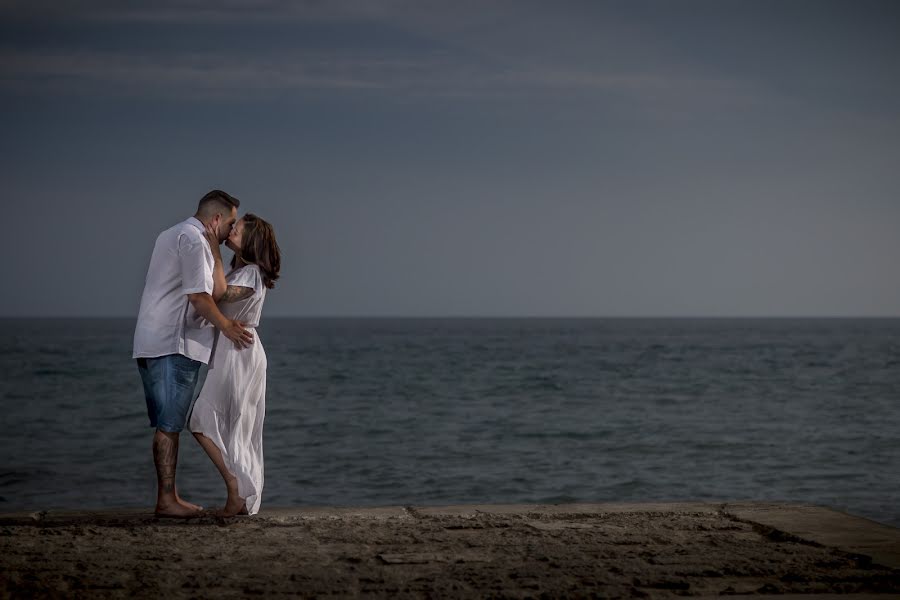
2;502;898;598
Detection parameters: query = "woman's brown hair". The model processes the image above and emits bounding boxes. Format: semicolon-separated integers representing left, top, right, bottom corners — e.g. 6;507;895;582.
230;213;281;289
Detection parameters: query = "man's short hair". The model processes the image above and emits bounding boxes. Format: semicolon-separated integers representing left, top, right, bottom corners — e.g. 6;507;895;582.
197;189;240;214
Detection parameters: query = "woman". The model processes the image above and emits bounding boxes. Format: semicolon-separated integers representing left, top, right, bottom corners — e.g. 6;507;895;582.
190;213;281;516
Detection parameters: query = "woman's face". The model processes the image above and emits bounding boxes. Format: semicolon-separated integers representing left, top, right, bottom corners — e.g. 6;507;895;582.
226;217;246;253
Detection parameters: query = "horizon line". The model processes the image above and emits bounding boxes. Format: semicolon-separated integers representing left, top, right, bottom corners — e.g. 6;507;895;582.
2;315;900;320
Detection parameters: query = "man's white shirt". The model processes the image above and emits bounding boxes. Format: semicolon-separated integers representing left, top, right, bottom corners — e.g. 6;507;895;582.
133;217;216;364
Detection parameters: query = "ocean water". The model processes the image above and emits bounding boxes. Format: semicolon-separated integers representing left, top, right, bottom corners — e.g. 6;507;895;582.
1;318;898;526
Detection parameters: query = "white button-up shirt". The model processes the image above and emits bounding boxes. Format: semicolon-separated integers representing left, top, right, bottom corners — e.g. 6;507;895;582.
133;217;216;364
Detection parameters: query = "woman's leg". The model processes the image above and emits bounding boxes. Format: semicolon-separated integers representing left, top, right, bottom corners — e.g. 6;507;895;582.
192;431;248;516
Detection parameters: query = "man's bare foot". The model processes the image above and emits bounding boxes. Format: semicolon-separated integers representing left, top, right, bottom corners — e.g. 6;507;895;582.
175;496;203;512
155;501;202;519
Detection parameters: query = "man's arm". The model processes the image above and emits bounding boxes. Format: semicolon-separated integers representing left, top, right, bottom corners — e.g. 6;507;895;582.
188;292;254;348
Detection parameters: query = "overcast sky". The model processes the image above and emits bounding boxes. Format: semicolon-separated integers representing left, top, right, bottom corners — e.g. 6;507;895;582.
2;0;899;317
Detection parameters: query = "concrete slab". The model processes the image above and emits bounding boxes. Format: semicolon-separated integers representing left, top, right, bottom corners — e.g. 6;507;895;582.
724;502;900;570
2;502;898;597
6;501;897;569
409;501;724;517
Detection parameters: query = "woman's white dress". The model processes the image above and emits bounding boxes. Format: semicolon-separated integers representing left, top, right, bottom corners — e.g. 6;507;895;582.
189;264;267;515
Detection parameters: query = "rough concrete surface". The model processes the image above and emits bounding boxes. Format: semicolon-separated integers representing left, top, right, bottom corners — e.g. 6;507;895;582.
1;502;898;598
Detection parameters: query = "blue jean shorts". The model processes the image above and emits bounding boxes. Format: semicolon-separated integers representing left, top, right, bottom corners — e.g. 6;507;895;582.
137;354;203;433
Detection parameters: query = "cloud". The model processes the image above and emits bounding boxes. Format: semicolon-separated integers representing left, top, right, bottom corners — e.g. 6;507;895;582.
0;45;784;118
0;0;495;25
0;49;454;97
0;0;796;116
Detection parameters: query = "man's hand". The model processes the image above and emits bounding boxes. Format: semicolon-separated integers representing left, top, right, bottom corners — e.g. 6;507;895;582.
203;218;222;255
187;293;253;348
222;319;254;349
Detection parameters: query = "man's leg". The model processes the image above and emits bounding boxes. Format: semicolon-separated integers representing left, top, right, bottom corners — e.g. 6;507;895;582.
151;354;205;515
152;429;199;517
139;357;195;516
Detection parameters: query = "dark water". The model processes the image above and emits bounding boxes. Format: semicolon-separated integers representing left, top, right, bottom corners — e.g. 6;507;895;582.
1;318;898;526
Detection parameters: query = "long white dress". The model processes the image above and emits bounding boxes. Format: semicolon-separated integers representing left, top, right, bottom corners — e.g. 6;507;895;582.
189;264;267;515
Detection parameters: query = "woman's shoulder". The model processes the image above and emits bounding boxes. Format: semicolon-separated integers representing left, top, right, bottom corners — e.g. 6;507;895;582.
226;263;262;286
227;263;261;274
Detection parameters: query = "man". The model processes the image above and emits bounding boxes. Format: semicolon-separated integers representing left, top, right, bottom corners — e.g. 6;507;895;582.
133;189;254;518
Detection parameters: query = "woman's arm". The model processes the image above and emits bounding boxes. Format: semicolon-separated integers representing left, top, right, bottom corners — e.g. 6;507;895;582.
219;285;254;303
203;221;227;302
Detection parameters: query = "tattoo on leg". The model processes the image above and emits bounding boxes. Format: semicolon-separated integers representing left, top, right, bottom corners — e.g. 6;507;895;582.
160;466;175;493
153;432;180;494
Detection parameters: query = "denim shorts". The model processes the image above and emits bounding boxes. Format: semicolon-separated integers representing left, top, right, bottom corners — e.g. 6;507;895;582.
137;354;203;433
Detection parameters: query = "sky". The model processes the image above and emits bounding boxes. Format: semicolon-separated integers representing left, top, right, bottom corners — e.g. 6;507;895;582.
1;0;899;317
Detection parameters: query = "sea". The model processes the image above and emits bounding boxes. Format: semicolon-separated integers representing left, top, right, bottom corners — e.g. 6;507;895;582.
1;318;898;526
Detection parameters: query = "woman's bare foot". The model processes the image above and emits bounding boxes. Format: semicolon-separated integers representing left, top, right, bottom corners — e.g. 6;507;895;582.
155;500;202;519
215;494;247;517
238;502;249;515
